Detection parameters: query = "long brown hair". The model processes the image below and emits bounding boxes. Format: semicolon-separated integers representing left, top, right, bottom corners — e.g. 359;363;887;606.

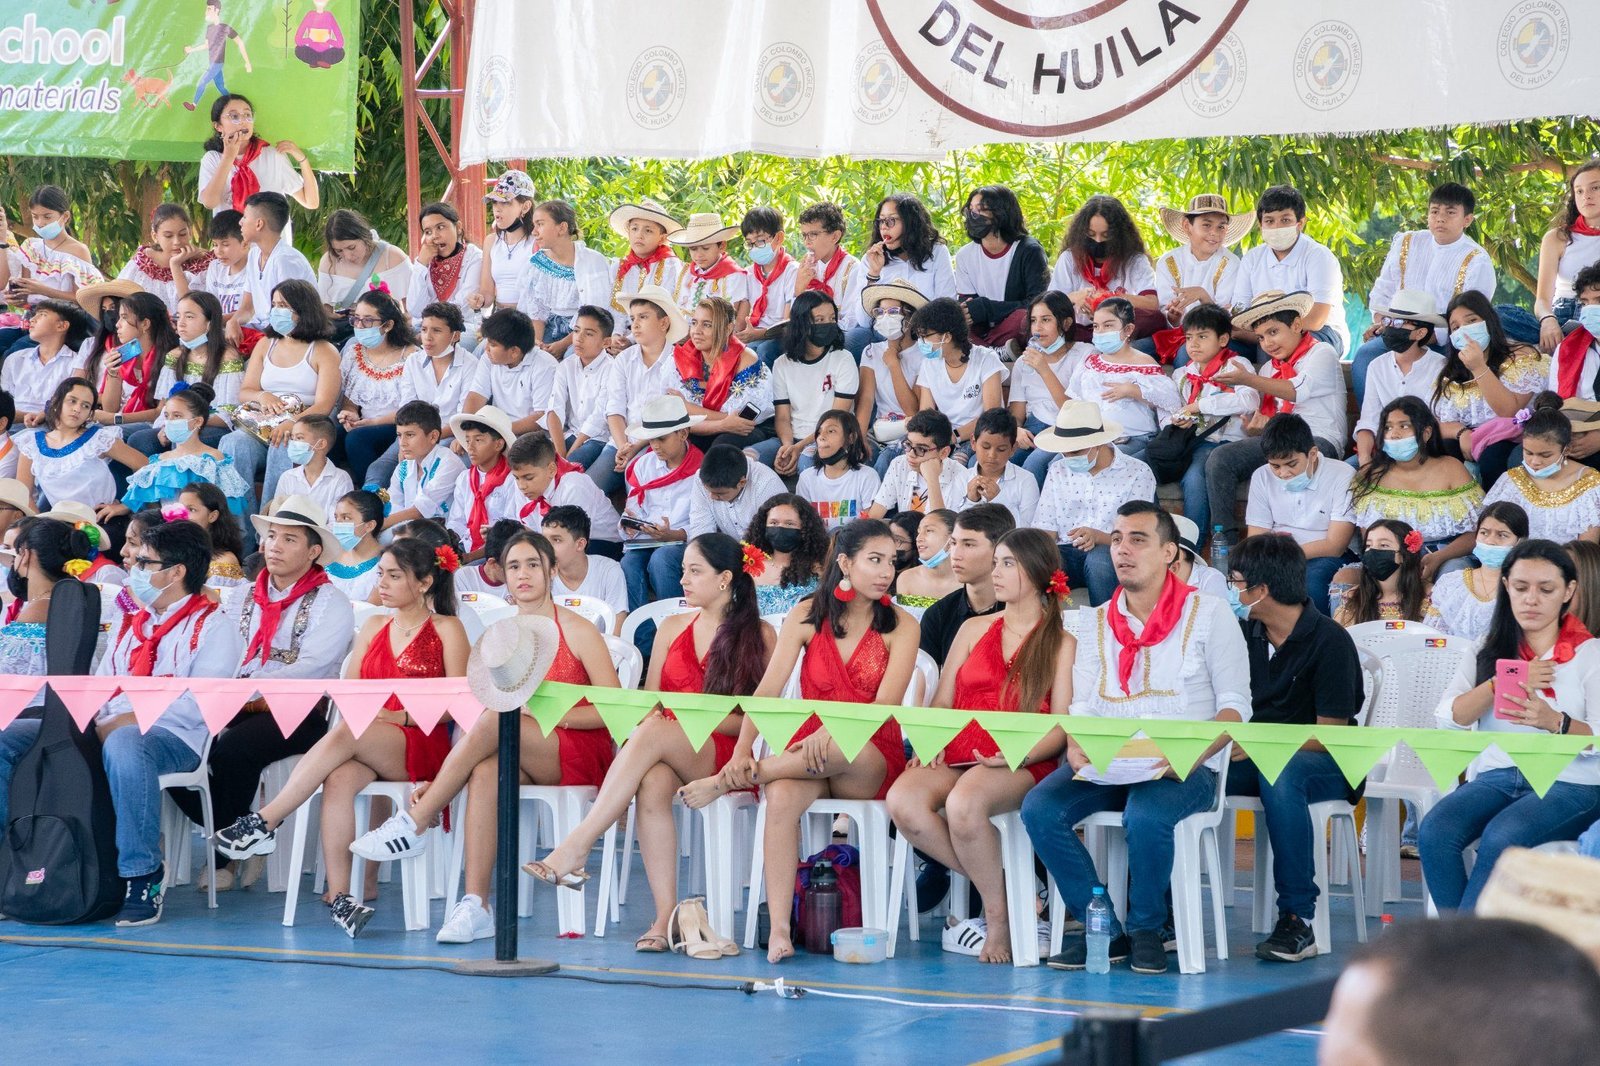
1564;539;1600;636
690;533;768;695
996;528;1067;716
694;295;737;358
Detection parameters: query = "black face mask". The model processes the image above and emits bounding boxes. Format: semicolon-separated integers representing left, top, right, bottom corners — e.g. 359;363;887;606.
1381;326;1420;353
1361;549;1401;582
808;323;844;351
1085;238;1109;260
895;549;916;569
497;217;525;234
963;212;993;243
766;527;802;555
817;445;849;467
6;563;26;602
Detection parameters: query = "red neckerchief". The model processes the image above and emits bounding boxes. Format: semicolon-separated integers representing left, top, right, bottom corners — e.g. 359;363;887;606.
1572;216;1600;237
241;566;330;666
1078;254;1115;291
428;244;466;301
4;599;21;624
673;336;748;412
1260;332;1317;417
115;344;164;414
124;593;218;676
1104;571;1195;694
1185;351;1236;404
625;444;703;506
466;456;510;552
807;249;846;299
1519;614;1593;697
615;244;674;284
229;136;269;213
519;457;585;519
133;246;214;285
1555;325;1597;399
749;248;794;326
686;254;740;284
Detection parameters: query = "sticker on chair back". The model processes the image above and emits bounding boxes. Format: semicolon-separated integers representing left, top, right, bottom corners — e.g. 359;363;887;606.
562;598;580;606
1425;638;1447;648
460;593;479;602
26;867;45;885
1384;621;1406;629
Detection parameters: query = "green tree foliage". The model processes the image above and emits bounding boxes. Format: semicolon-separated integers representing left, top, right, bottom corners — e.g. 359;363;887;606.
2;1;1594;301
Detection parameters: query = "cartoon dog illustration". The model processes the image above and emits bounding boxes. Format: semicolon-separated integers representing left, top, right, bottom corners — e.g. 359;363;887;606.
123;67;176;109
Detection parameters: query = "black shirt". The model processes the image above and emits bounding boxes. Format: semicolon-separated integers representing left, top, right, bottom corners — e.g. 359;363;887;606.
1243;602;1363;726
919;587;1002;666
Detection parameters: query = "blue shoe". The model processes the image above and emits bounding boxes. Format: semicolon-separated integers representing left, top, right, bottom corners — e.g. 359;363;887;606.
115;865;166;927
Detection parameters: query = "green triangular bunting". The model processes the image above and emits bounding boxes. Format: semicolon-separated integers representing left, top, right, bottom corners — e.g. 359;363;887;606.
1315;727;1401;788
739;695;818;757
1400;730;1488;793
967;712;1059;770
1482;734;1593;797
657;692;737;752
593;699;654;745
1139;720;1224;780
1229;724;1316;785
893;706;970;765
814;702;890;762
1060;717;1140;773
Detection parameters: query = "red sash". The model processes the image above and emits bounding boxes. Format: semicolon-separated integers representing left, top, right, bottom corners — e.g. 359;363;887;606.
519;457;585;519
625;445;703;506
1519;614;1593;697
749;249;794;326
615;244;674;284
1184;352;1236;404
230;137;269;213
466;457;510;552
807;250;846;299
673;337;748;412
241;567;330;666
1554;325;1598;399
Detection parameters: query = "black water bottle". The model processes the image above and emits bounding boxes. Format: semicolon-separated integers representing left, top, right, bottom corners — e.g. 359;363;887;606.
803;859;842;955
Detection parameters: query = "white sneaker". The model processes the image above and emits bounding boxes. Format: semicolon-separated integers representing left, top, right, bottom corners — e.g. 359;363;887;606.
350;811;426;862
437;895;495;944
941;916;987;956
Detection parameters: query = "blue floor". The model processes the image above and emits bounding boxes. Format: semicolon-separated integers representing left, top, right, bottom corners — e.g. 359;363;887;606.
0;842;1419;1064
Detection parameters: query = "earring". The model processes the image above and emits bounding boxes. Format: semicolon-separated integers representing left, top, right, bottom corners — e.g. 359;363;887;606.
719;581;728;592
833;576;856;602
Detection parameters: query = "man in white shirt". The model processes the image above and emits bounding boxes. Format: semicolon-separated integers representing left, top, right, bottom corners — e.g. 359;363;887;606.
687;442;786;539
508;431;623;554
1140;193;1249;366
594;285;687;495
383;401;465;531
867;409;974;519
1031;401;1157;605
545;505;629;635
1243;414;1357;614
620;395;702;610
548;305;619;471
1021;501;1250;976
736;207;797;364
462;308;559;437
1352;290;1450;466
1;299;92;424
961;408;1039;526
1231;185;1349;359
230;192;315;339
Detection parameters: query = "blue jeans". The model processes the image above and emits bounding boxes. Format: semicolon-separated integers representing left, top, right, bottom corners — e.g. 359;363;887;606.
1304;555;1345;616
1226;751;1352;920
746;437;783;467
753;339;782;367
1179;440;1221;540
1114;432;1154;463
1058;543;1116;606
192;62;227;105
873;438;905;478
367;439;402;494
621;543;686;611
1418;766;1600;911
220;429;297;547
1493;304;1543;346
589;444;626;495
1580;816;1600;860
1021;766;1218;933
568;437;607;471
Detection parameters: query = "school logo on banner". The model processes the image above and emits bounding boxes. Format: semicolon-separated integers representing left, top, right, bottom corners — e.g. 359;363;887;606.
1293;20;1362;111
473;55;514;138
854;39;909;124
863;0;1251;137
1496;1;1569;90
1181;31;1246;118
627;45;688;130
753;42;815;126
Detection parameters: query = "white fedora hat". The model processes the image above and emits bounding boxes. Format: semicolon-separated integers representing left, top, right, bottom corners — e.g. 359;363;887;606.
617;283;690;345
626;394;704;443
608;200;684;241
1035;400;1124;454
1171;513;1203;560
1371;288;1447;328
467;614;561;714
249;494;337;556
448;405;519;451
667;212;739;247
1158;193;1255;247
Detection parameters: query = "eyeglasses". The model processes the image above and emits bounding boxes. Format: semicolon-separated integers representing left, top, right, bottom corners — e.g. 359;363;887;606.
904;442;940;459
348;315;383;328
130;556;172;573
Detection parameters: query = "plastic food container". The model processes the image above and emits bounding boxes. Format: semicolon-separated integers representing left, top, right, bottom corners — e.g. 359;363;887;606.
829;927;888;964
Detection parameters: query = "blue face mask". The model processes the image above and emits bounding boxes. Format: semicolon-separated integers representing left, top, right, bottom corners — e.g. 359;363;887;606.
749;243;777;267
1473;540;1512;569
165;419;195;446
1526;457;1564;479
1282;470;1313;493
180;331;209;350
919;548;950;569
1091;331;1124;355
1580;305;1600;337
352;326;385;349
34;221;63;241
916;338;940;360
1449;321;1491;350
1032;334;1065;355
1382;435;1419;462
286;439;314;466
331;522;361;552
268;307;297;335
1062;454;1094;474
1225;583;1254;621
126;567;161;607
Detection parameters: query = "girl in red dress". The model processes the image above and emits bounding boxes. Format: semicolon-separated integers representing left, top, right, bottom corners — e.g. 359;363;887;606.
887;528;1074;964
350;530;621;944
680;519;921;963
242;537;470;938
525;532;776;952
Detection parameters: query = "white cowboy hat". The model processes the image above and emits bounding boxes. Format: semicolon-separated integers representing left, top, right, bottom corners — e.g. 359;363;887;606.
1370;288;1447;328
618;283;690;345
483;169;536;204
1231;290;1316;333
1158;193;1256;247
467;614;561;714
667;212;739;248
1035;400;1124;454
249;494;338;556
36;501;109;551
861;277;928;316
0;478;37;517
1171;513;1203;560
448;405;519;451
626;394;705;443
1477;847;1600;963
608;200;684;241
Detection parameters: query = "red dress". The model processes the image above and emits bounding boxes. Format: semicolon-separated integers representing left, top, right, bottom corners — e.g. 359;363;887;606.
542;616;616;787
944;619;1056;784
788;625;907;800
363;618;454;783
657;613;745;773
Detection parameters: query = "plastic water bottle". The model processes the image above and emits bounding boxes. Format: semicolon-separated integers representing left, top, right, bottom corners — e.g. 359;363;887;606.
1209;525;1230;573
802;859;843;956
1085;886;1113;974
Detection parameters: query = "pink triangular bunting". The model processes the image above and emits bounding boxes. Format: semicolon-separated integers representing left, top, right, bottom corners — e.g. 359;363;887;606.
444;692;487;735
117;679;183;734
392;678;456;735
263;682;331;738
330;683;394;740
48;677;124;731
0;676;44;731
187;679;256;735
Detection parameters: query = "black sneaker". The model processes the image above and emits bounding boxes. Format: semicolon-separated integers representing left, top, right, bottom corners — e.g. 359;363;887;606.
914;856;951;914
1256;912;1318;963
215;812;276;860
114;865;166;927
328;892;375;939
1046;931;1130;970
1160;918;1178;953
1129;929;1169;974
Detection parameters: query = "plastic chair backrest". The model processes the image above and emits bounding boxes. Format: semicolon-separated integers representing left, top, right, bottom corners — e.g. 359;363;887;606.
618;597;695;648
1350;627;1470;787
351;601;391;629
558;594;619;636
909;650;939;707
603;635;644;689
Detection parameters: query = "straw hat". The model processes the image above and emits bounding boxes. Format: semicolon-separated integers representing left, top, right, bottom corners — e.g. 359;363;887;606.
0;478;37;517
608;200;684;241
248;494;337;556
619;283;690;345
1563;397;1600;429
1231;290;1316;332
36;501;110;552
626;394;704;443
861;277;928;316
1035;400;1124;454
1476;847;1600;962
483;169;536;204
74;279;142;317
1157;194;1255;247
668;212;739;248
1370;288;1446;328
467;614;561;713
448;405;518;451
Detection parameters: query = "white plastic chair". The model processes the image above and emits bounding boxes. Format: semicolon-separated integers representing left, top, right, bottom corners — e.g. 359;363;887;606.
351;601;391;630
159;736;217;909
558;594;619;636
602;635;644;689
260;756;304;893
619;597;695;649
453;594;515;643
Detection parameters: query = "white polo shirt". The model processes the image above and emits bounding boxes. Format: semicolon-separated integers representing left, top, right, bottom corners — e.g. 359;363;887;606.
1235;235;1350;353
549;351;617;440
959;462;1041;526
1263;340;1348;455
1245;451;1356;545
398;345;480;424
1354;349;1448;438
466;349;560;418
242;240;316;329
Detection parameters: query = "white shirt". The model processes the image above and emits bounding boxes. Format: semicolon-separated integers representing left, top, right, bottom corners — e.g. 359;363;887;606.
872;454;975;515
797;463;881;530
404;245;486;325
622;449;698;535
605;345;685;431
674;265;751;316
1436;636;1600;786
687;461;787;539
1170;354;1261;444
117;253;209;316
1049;252;1158;325
1263;340;1348;454
1152;245;1242;313
1068;353;1183;439
516;244;612;324
452;566;506;600
843;244;957;331
196;259;250;317
744;259;799;329
242;241;316;329
610;255;685;334
1423;569;1498;641
316;252;414;312
1245;452;1356;545
96;594;244;755
1368;230;1496;345
549;352;616;440
1184;557;1229;600
488;232;534;304
1035;449;1157;539
1548;337;1600;401
1555;231;1600;300
959;462;1040;526
0;437;17;480
1010;348;1076;426
918;347;1005;431
519;471;623;543
860;341;921;422
1236;235;1350;352
953;241;1017;300
772;350;859;440
339;342;414;420
398;344;480;422
553;556;630;618
229;576;355;680
16;426;119;507
446;463;524;546
276;461;354;520
1355;350;1449;437
387;443;464;522
466;349;560;417
1;345;90;415
199;145;304;213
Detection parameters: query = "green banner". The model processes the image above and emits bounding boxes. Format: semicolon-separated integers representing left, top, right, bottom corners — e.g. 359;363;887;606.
0;0;358;169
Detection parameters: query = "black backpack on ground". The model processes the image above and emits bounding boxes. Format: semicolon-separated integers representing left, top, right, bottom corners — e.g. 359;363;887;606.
0;580;124;924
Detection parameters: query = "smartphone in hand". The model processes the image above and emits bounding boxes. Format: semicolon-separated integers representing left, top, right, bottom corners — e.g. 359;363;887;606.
1493;658;1529;720
738;403;760;421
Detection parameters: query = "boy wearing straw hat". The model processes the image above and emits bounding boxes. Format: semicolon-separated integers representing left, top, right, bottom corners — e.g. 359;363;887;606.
619;394;704;610
593;285;690;496
1138;194;1250;367
445;406;521;558
670;212;750;327
605;200;684;354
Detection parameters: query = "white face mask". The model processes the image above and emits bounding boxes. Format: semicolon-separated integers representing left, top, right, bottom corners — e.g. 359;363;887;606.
875;313;904;340
1260;225;1300;252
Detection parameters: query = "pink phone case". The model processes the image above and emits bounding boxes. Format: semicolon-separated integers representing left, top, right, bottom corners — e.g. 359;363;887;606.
1493;659;1529;720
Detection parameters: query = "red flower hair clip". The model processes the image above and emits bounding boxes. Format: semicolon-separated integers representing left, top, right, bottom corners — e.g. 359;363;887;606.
741;541;768;577
435;545;462;573
1403;530;1424;555
1047;569;1070;597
